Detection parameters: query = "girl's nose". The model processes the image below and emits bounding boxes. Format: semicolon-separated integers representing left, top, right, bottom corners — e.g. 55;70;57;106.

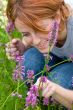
32;35;41;46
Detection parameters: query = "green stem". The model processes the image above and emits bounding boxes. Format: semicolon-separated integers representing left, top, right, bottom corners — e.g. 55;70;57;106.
50;59;70;69
15;100;17;110
3;64;14;84
17;80;20;93
0;70;43;110
0;80;26;110
15;80;20;110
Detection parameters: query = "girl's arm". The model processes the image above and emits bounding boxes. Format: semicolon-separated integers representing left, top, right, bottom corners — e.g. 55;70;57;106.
52;84;73;109
35;78;73;109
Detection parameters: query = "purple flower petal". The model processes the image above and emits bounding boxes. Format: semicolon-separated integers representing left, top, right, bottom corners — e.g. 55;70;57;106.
30;85;39;96
27;70;34;79
26;93;37;107
43;97;49;105
40;76;47;83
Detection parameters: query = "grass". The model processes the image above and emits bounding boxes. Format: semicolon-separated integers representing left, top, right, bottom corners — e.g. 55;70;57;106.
0;27;27;110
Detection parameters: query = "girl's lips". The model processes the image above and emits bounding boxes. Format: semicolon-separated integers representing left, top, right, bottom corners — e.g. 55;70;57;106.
36;44;49;53
36;43;46;49
36;41;49;50
36;41;51;53
37;46;46;50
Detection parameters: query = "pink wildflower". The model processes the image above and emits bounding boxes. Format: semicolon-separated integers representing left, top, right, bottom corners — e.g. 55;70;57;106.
26;70;34;79
48;20;60;48
45;64;50;71
25;93;37;107
13;55;25;81
11;93;16;97
30;85;39;96
43;97;49;105
18;94;22;98
15;55;24;63
6;21;14;34
11;92;22;99
40;76;47;83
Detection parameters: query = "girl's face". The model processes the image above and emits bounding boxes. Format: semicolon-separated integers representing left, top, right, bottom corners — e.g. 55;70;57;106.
15;18;55;53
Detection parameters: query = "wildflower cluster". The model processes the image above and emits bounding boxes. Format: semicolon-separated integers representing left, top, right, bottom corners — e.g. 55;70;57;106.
11;92;22;99
6;21;14;34
49;20;60;48
40;76;47;83
25;76;49;108
13;55;25;81
25;85;39;107
43;97;49;105
45;64;50;72
26;70;34;79
25;70;35;89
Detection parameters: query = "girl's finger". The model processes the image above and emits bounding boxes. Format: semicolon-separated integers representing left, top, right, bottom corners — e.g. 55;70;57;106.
42;83;52;96
10;48;17;53
12;39;19;44
44;86;56;98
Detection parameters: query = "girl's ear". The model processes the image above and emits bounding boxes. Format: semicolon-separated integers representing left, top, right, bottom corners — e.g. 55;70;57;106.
55;9;61;24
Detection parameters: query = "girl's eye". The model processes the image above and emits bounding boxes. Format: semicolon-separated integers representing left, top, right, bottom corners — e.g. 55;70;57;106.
22;32;31;37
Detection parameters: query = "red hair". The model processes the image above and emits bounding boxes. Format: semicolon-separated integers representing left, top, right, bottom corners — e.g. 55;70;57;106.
6;0;70;33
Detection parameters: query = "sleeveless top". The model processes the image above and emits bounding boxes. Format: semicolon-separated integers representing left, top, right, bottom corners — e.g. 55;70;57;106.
51;16;73;58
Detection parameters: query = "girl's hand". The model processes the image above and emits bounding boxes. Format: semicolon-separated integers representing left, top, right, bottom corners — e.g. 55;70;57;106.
35;77;57;98
5;38;27;60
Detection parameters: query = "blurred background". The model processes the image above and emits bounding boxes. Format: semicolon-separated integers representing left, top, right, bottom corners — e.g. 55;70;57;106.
0;0;7;28
65;0;73;8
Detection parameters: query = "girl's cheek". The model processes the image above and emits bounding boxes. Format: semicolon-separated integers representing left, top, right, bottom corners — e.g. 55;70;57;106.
22;37;33;46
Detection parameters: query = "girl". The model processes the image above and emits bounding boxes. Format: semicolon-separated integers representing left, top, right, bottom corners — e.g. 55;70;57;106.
6;0;73;109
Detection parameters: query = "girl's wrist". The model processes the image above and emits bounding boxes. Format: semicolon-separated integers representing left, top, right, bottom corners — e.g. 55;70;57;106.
52;83;59;96
52;83;65;97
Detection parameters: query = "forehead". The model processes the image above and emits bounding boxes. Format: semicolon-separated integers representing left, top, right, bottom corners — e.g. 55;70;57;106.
15;18;31;32
15;18;53;32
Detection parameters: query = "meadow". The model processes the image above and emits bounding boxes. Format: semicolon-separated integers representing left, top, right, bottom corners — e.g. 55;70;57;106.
0;0;72;110
0;1;27;109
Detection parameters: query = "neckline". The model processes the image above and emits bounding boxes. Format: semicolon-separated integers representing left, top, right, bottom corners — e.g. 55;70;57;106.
53;16;72;50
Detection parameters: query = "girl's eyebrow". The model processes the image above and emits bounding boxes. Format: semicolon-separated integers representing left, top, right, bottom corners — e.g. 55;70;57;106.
22;32;29;34
22;32;28;34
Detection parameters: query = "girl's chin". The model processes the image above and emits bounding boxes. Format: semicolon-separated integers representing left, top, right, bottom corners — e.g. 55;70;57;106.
38;48;49;54
38;46;53;53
